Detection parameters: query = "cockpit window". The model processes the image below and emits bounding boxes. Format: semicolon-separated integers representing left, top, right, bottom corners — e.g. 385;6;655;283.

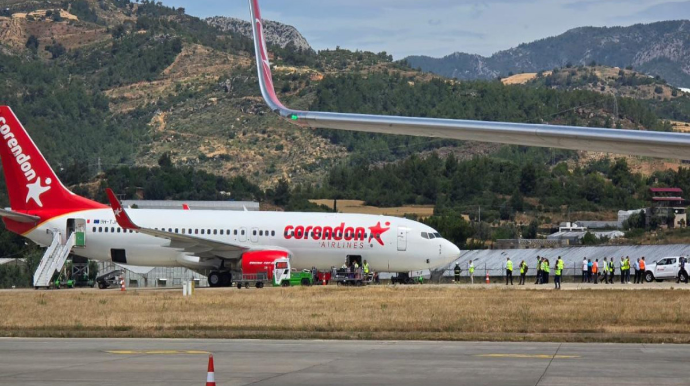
421;232;428;239
428;233;436;239
434;232;442;238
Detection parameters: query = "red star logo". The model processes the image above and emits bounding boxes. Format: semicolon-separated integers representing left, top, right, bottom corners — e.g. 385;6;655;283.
368;221;391;246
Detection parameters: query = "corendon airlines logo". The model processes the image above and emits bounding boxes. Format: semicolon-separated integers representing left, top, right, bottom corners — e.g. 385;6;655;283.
0;116;52;207
284;221;391;249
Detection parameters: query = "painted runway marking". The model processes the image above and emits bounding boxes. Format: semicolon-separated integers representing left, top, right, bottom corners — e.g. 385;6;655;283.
106;350;210;355
476;354;580;359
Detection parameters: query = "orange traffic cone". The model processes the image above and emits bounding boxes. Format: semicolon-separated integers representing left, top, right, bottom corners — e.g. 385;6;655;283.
120;276;125;291
485;271;490;284
206;354;216;386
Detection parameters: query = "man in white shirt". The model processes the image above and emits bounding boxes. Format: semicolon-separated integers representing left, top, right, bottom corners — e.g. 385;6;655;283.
582;258;588;283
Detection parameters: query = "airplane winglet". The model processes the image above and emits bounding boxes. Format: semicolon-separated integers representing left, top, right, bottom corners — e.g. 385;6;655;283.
248;0;306;124
105;188;140;230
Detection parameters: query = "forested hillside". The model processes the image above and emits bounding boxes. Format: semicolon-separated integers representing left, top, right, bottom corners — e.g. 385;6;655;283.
406;20;690;87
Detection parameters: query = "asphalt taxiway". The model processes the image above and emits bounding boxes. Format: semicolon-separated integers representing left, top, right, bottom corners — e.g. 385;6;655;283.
1;338;689;385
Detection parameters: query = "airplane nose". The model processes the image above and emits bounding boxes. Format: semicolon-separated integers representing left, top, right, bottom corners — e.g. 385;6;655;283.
445;240;461;264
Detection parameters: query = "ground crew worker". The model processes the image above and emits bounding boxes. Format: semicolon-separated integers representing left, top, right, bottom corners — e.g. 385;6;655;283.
554;256;563;290
505;257;514;285
363;260;370;274
639;257;646;284
677;256;688;283
587;259;593;283
625;256;632;283
535;255;542;284
454;263;461;283
469;260;475;284
608;258;615;284
620;257;626;284
601;257;608;284
633;258;640;284
519;260;527;285
592;259;599;284
582;257;588;283
542;258;550;284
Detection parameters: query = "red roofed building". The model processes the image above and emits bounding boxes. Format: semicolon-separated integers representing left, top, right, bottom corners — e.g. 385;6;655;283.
648;187;687;228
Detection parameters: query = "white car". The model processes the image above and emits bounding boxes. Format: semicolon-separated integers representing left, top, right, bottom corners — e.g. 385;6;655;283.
644;256;688;282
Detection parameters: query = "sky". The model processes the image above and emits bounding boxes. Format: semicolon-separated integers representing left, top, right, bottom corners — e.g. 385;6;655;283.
160;0;690;59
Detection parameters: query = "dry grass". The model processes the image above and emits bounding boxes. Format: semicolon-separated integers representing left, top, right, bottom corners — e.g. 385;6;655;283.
2;286;690;342
310;199;435;217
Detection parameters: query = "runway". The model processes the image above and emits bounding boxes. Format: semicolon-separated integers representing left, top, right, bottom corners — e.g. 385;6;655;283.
1;339;689;386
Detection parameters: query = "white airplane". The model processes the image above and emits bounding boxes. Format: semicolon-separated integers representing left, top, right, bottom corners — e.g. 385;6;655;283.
2;0;690;288
0;105;460;287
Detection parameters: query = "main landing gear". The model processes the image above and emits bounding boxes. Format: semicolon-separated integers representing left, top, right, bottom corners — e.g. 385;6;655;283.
208;271;232;287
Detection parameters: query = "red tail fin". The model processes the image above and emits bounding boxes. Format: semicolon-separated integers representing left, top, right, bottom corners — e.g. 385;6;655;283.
0;106;106;212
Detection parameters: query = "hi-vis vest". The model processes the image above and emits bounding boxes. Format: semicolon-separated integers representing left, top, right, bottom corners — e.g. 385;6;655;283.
609;261;615;272
623;260;629;270
506;261;513;271
469;263;475;273
556;260;564;275
363;263;370;274
520;262;526;274
592;262;598;273
640;260;646;270
543;262;550;273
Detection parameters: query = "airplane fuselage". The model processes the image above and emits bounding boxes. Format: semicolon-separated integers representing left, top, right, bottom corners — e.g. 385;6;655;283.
24;208;460;273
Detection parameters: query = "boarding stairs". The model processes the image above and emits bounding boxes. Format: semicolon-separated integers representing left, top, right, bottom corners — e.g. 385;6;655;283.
33;230;76;288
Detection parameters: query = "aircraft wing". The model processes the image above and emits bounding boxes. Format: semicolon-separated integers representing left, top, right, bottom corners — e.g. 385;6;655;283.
248;0;690;160
0;208;40;223
105;189;249;260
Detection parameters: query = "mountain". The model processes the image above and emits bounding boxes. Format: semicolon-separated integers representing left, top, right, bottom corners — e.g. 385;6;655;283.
206;16;312;52
406;20;690;87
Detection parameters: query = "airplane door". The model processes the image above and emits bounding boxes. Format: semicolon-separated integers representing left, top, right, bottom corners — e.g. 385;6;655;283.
250;227;259;243
239;227;247;242
67;218;86;247
397;228;407;251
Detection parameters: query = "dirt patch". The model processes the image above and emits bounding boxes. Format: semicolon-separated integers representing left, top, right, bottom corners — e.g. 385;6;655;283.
310;199;437;217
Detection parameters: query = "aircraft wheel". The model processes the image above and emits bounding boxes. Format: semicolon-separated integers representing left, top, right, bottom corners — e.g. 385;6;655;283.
221;272;232;287
208;272;222;287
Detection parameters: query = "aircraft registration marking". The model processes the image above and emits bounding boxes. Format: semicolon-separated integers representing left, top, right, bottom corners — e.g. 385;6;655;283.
476;354;580;359
106;350;210;355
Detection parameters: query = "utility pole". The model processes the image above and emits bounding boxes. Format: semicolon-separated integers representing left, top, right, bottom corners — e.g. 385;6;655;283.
478;205;481;223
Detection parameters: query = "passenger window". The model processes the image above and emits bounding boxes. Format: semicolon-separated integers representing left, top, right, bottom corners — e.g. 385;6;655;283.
253;230;257;236
271;231;275;236
227;229;231;235
219;230;223;235
207;229;211;235
259;230;264;236
117;228;121;233
92;227;96;232
234;230;238;235
213;229;217;235
241;230;245;236
175;228;179;233
195;229;199;235
104;227;109;233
